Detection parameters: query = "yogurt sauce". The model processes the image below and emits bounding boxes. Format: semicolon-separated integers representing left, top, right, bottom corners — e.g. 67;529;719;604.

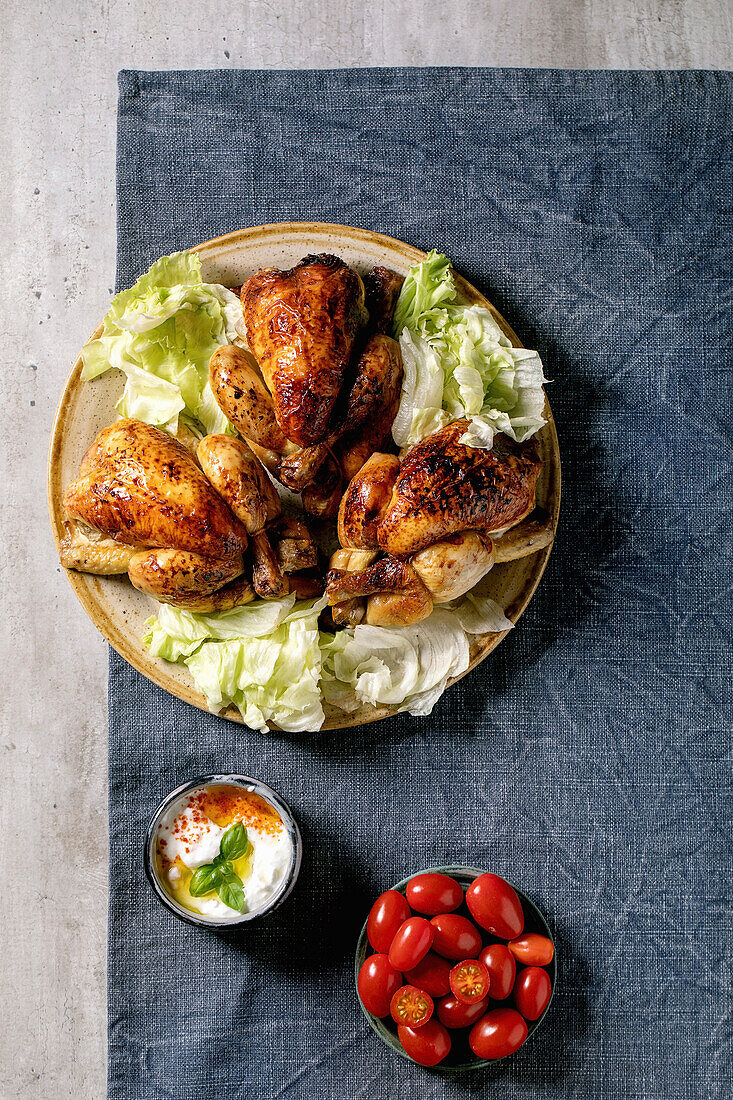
155;783;292;920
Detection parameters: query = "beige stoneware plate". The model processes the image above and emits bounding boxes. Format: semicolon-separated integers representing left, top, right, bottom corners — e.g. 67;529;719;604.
48;222;561;729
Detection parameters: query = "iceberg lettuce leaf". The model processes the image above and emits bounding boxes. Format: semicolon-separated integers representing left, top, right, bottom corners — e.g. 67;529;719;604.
81;250;241;434
143;596;327;732
321;609;470;718
392;254;547;450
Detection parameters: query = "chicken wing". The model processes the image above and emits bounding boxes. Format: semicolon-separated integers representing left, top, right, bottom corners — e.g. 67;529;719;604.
241;254;366;446
363;266;405;334
325;555;433;627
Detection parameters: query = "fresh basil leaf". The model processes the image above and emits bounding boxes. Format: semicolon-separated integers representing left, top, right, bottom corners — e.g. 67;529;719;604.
220;822;251;861
218;873;245;913
189;863;221;897
213;856;233;873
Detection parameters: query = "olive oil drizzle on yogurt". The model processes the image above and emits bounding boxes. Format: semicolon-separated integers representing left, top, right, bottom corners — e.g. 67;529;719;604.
155;784;291;921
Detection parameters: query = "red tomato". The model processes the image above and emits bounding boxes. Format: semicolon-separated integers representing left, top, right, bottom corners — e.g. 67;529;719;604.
469;1008;528;1060
508;933;554;966
449;959;490;1005
406;873;463;916
388;917;434;971
437;995;488;1029
367;890;412;953
430;913;482;961
398;1019;451;1066
357;954;402;1018
514;966;552;1021
390;984;433;1028
405;951;452;998
479;944;516;1001
465;873;524;939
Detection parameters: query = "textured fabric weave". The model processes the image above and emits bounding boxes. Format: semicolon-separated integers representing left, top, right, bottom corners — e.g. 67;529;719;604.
109;68;732;1099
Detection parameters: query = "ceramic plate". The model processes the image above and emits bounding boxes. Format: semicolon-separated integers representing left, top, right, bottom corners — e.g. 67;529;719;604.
47;223;561;729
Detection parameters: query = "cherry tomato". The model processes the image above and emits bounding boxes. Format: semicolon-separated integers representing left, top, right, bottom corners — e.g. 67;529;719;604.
390;984;434;1028
430;913;482;961
508;933;554;966
357;953;402;1018
388;916;434;971
514;966;552;1021
469;1007;528;1060
406;872;463;916
437;994;488;1029
449;959;490;1005
405;951;452;997
479;943;516;1000
398;1019;451;1066
367;889;412;953
465;873;524;939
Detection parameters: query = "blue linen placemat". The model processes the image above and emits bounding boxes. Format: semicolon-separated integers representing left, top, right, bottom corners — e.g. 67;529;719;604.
108;68;732;1099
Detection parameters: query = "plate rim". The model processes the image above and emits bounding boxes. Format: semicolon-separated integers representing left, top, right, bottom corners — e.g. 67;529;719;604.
47;220;561;730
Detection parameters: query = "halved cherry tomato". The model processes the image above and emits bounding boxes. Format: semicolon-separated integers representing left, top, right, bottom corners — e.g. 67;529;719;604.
388;916;434;971
437;994;488;1030
367;889;412;954
357;953;402;1018
508;932;554;966
406;873;463;916
479;943;516;1001
513;966;552;1021
398;1019;451;1066
465;873;524;939
449;959;490;1004
469;1007;528;1060
430;913;482;961
405;951;452;997
390;984;433;1028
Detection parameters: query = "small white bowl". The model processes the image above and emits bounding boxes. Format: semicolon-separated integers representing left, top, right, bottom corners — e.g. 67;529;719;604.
144;774;302;928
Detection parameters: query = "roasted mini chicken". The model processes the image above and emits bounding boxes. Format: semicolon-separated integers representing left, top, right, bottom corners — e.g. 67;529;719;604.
61;418;320;608
241;254;367;447
210;258;404;516
326;420;554;626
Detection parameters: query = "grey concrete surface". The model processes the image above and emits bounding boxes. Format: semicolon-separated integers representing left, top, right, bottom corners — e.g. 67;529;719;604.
0;1;730;1096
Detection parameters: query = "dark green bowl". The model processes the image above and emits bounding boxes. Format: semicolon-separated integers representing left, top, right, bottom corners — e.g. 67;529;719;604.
354;866;556;1072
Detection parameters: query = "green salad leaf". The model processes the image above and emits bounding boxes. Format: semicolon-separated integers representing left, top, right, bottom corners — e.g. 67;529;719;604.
81;250;242;434
392;250;547;450
143;595;328;732
320;593;513;719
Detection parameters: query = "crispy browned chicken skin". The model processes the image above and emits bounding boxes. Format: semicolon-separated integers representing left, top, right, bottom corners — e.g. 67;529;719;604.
63;418;248;558
241;254;366;447
277;333;403;491
377;420;543;556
